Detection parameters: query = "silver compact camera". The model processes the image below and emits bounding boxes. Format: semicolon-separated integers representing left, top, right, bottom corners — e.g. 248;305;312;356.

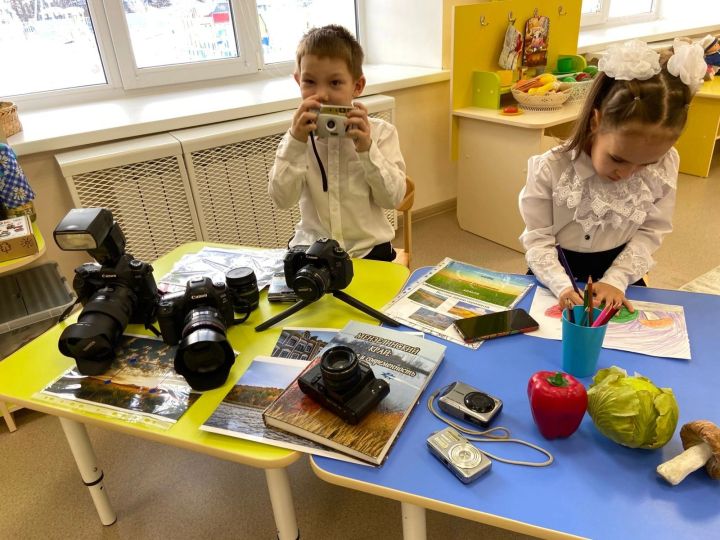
438;381;502;427
315;105;352;138
427;427;491;484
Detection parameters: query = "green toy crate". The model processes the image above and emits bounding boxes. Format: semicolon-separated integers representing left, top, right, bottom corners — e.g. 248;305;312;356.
0;263;75;359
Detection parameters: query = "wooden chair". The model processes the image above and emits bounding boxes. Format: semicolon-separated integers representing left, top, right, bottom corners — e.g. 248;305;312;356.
393;177;415;267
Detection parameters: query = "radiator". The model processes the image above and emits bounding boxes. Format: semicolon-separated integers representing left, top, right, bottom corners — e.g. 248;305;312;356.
55;134;203;262
55;94;396;260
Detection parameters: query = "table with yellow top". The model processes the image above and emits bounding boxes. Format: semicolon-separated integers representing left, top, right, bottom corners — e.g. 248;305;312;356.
0;242;409;538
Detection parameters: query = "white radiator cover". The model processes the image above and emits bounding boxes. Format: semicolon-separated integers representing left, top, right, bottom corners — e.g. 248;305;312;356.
55;94;397;259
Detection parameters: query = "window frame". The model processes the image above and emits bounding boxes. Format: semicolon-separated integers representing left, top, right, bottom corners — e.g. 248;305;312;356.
104;0;261;90
581;0;659;28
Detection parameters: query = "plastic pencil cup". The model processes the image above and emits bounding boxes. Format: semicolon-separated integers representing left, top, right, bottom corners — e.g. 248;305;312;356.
561;306;607;378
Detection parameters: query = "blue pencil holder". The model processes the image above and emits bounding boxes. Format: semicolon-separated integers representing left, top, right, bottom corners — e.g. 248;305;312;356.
561;306;607;378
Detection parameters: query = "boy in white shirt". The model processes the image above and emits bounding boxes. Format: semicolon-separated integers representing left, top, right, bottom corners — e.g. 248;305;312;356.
268;25;406;261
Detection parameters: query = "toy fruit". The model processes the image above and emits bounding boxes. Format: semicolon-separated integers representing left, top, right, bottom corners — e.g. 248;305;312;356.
561;76;576;83
528;371;587;439
575;72;591;81
502;105;519;114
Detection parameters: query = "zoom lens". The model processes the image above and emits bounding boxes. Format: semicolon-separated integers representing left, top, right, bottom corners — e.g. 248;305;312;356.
320;345;361;394
226;267;259;313
292;264;331;301
174;307;235;391
464;392;495;413
58;286;136;375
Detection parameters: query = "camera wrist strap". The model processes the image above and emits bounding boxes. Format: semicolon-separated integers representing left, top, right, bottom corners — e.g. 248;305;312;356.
310;133;328;192
427;388;554;468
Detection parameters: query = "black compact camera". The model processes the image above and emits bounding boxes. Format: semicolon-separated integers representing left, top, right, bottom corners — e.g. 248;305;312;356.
438;381;503;427
54;208;159;375
284;238;354;301
298;345;389;424
156;276;236;390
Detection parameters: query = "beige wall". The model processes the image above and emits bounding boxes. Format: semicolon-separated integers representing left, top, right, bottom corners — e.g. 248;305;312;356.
17;81;456;284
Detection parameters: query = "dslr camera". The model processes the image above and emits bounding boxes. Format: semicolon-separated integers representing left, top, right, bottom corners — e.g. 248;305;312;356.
438;381;503;427
284;238;354;301
315;105;352;138
427;427;491;484
156;277;236;390
54;208;159;375
298;345;390;424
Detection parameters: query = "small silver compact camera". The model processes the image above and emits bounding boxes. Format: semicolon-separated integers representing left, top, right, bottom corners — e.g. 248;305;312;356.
315;105;352;138
427;427;491;484
438;381;502;427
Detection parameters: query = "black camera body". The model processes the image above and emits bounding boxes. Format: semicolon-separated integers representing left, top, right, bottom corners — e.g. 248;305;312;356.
283;238;354;301
72;256;158;326
156;277;234;346
54;208;159;375
298;345;389;424
156;277;236;391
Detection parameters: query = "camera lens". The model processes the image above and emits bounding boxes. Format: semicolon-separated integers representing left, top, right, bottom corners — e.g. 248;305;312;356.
326;119;336;131
464;392;495;413
320;345;361;394
226;267;259;313
174;307;235;391
58;286;136;375
292;264;331;301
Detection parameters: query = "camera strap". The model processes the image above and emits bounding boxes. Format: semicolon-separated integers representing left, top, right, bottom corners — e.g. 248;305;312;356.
310;133;328;192
427;386;554;468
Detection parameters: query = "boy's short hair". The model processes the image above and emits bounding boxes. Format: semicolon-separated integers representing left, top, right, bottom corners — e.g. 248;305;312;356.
295;25;364;80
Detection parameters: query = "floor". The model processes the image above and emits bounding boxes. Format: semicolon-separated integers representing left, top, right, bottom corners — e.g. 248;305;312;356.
1;149;719;539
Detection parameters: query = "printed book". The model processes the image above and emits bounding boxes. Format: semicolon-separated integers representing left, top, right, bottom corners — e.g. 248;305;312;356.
262;321;446;465
201;356;364;464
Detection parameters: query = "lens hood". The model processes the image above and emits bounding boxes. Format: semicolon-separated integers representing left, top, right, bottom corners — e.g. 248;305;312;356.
175;328;235;391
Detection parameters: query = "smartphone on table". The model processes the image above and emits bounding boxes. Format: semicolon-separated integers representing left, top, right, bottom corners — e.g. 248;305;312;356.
453;308;539;342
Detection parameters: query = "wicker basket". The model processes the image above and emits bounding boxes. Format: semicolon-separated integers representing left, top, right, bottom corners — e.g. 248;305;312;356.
0;101;22;138
511;88;570;111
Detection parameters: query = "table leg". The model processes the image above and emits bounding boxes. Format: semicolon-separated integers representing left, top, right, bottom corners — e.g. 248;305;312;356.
401;502;427;540
59;417;117;526
264;467;299;540
0;401;17;432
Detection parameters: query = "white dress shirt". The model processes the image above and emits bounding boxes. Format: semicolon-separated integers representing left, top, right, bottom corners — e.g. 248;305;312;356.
268;117;406;258
518;145;678;297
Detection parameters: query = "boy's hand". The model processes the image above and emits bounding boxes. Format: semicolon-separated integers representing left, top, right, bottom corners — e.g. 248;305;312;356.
592;282;635;313
290;95;322;143
346;101;372;152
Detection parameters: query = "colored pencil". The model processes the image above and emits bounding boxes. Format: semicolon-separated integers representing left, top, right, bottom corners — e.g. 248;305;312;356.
586;277;594;327
592;305;619;327
556;245;581;296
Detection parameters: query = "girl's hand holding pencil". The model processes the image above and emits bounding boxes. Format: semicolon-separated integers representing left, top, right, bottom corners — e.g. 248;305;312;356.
592;282;634;313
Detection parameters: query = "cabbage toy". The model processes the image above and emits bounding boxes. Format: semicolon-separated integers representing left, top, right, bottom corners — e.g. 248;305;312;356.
587;366;679;449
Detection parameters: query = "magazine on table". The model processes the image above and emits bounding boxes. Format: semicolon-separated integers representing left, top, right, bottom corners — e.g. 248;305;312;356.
157;247;287;294
382;258;535;349
201;356;365;465
38;335;199;427
262;321;445;465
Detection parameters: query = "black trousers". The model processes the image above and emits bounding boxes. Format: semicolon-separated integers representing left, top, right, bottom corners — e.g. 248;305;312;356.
528;244;646;287
363;241;397;262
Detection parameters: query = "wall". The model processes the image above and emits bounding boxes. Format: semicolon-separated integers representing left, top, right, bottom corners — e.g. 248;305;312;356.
17;82;457;284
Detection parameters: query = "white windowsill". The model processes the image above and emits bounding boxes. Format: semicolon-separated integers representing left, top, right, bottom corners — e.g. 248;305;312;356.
8;64;449;157
578;14;720;54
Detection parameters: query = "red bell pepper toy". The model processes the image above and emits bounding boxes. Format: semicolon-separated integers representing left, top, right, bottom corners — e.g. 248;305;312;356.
527;371;587;439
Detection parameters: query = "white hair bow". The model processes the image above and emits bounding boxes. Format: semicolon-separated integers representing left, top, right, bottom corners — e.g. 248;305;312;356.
599;40;661;81
668;38;707;94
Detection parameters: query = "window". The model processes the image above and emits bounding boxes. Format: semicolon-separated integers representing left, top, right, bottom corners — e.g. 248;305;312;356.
581;0;657;27
0;0;357;98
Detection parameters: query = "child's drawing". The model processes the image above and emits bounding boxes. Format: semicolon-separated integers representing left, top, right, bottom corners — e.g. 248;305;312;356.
527;287;690;360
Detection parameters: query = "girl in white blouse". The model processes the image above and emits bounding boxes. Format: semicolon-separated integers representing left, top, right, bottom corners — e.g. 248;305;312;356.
519;40;707;311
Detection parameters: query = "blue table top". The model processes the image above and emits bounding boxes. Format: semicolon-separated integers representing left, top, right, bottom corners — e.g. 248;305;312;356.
312;274;720;539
